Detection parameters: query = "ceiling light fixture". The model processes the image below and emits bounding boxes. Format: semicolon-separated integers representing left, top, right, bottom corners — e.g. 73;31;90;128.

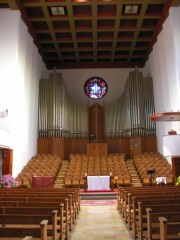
51;6;65;16
124;5;139;14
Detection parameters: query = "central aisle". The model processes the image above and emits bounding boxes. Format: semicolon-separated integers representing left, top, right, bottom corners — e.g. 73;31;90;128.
69;205;133;240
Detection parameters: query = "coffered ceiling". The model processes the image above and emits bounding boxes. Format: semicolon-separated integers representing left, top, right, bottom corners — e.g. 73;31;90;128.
1;0;180;69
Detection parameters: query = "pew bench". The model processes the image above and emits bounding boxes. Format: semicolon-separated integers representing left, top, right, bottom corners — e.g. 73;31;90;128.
0;218;48;240
0;195;74;236
0;188;81;214
0;201;67;240
0;206;66;239
137;203;180;240
0;236;33;240
159;216;180;240
128;196;180;238
145;209;180;240
119;189;180;228
0;191;80;223
117;186;180;215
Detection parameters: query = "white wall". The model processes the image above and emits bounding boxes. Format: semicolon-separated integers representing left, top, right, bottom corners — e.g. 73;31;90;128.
1;6;180;177
144;6;180;158
45;68;140;105
0;9;44;177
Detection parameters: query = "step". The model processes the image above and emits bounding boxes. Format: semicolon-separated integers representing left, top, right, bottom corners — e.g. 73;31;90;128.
130;173;138;176
55;179;64;181
128;167;135;170
131;177;141;181
54;186;64;188
131;180;141;183
80;192;117;200
55;180;64;183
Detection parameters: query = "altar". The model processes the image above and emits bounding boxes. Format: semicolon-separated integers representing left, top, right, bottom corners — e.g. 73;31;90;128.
156;177;167;185
32;176;54;188
87;176;110;191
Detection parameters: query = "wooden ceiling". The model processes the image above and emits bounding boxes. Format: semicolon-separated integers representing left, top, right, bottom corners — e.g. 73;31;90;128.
1;0;180;69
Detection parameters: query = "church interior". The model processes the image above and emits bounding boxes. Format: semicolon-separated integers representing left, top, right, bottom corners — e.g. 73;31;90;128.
0;0;180;239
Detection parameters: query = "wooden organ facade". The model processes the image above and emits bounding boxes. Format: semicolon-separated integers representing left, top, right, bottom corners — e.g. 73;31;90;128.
37;103;157;159
37;136;157;159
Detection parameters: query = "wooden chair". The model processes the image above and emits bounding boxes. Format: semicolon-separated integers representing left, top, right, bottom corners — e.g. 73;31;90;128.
64;177;72;188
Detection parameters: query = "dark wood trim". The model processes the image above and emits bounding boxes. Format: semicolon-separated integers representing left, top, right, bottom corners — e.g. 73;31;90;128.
151;112;180;121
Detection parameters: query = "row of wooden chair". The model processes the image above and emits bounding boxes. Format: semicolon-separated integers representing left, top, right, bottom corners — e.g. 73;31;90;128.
133;153;173;185
15;154;62;187
66;154;129;175
64;154;131;188
64;175;132;189
69;153;125;160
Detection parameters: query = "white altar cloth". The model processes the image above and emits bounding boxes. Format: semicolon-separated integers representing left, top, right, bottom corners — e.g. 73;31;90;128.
87;176;110;190
156;177;167;185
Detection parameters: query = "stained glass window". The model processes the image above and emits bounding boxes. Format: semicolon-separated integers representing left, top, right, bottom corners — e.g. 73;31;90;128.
84;77;108;99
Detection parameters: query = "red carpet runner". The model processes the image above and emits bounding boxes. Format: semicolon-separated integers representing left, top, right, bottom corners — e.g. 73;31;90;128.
80;199;117;206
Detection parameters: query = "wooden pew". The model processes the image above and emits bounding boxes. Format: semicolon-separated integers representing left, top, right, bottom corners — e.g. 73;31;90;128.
159;216;180;240
0;201;66;240
118;186;180;215
146;208;180;240
0;188;80;212
0;191;79;234
0;218;49;240
0;206;65;240
117;186;180;240
137;203;180;240
118;187;180;227
128;195;180;237
0;195;72;234
0;188;80;219
0;188;81;240
22;237;33;240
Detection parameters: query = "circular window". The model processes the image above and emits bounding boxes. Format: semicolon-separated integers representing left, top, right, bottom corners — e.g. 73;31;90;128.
84;77;108;99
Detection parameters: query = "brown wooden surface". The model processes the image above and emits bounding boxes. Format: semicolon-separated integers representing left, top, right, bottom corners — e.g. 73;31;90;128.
106;137;130;157
89;103;104;141
151;112;180;121
64;138;88;159
118;186;180;240
2;149;12;175
37;138;49;154
49;138;64;157
130;136;141;158
87;143;107;156
172;157;180;183
37;136;157;159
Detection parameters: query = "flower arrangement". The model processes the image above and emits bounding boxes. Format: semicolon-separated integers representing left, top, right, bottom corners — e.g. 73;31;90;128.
0;174;17;188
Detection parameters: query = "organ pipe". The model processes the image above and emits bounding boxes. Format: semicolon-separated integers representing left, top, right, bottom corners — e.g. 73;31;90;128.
105;69;156;138
38;71;88;138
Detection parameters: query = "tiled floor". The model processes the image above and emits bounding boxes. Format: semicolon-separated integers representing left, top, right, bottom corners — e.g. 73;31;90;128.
69;205;133;240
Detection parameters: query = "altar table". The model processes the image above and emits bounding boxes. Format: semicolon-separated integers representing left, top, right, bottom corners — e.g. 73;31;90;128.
87;176;110;191
32;176;54;188
156;177;167;185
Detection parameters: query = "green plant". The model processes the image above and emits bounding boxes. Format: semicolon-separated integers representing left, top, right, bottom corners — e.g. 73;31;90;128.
175;176;180;186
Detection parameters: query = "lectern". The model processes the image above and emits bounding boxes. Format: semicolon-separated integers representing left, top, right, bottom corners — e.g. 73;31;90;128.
147;169;155;186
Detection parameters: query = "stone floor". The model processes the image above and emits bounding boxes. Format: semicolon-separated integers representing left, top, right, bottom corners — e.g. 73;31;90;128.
69;205;133;240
